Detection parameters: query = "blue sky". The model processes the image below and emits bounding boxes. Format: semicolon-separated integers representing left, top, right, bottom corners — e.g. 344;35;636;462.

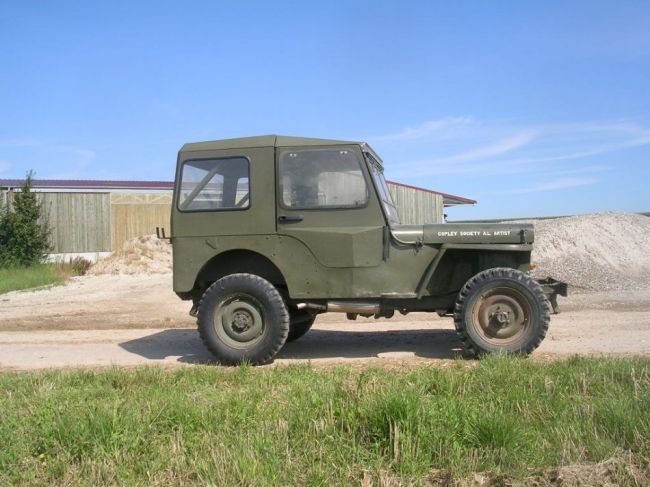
1;1;649;219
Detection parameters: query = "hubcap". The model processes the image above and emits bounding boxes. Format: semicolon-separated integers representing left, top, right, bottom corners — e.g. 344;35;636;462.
214;295;265;349
232;310;253;332
471;287;532;345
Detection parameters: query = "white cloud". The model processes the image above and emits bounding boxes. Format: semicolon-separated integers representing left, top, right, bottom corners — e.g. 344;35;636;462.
506;177;599;194
429;130;538;164
542;164;611;177
0;161;9;173
385;131;539;177
371;117;474;141
377;118;650;181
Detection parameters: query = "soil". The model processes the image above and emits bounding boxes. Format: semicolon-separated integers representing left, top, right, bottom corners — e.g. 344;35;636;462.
88;235;172;275
1;273;648;371
449;450;648;486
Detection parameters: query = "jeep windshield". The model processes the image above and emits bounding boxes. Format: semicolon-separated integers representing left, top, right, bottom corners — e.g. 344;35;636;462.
364;149;400;225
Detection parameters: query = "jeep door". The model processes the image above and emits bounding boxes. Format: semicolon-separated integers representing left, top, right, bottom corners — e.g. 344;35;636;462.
275;145;385;268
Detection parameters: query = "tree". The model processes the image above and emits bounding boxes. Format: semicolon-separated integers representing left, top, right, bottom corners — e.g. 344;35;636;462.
0;171;51;267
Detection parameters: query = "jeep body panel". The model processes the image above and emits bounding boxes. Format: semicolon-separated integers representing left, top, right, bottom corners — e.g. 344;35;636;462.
172;234;438;299
393;223;534;245
275;143;385;268
172;135;535;307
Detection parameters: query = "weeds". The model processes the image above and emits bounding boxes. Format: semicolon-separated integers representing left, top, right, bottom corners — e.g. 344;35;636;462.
69;256;92;276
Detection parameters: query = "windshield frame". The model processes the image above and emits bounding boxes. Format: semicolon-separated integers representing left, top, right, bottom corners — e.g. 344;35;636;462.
362;145;401;226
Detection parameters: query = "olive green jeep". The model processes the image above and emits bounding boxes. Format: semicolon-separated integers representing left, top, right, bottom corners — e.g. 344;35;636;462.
170;135;566;365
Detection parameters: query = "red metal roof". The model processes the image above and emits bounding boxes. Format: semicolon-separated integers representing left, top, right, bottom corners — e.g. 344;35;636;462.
0;178;476;205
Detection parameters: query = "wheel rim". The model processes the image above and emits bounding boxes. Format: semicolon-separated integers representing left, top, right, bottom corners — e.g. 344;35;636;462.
214;294;265;349
471;286;532;346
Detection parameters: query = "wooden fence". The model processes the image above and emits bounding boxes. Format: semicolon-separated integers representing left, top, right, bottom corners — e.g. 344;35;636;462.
1;184;441;254
110;194;171;249
11;192;170;253
38;193;112;253
388;184;443;224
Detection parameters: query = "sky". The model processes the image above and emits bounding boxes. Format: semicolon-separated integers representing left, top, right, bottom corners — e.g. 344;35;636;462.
1;1;649;219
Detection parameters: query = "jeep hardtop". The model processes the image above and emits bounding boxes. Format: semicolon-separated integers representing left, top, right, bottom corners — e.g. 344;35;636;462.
171;135;566;364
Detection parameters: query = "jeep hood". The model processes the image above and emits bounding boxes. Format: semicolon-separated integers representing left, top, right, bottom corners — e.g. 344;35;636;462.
391;223;534;245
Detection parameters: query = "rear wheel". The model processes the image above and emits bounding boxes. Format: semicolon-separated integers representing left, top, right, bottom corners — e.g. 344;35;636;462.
454;268;550;356
197;273;289;365
287;310;316;342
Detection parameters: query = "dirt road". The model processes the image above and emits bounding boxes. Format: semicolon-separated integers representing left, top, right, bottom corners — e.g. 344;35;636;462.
1;274;649;370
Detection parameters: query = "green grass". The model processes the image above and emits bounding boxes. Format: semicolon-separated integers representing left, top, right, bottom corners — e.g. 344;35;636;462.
0;356;648;485
0;264;66;294
0;259;90;294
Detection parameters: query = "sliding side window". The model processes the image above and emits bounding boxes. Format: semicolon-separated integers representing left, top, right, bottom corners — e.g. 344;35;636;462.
178;157;250;211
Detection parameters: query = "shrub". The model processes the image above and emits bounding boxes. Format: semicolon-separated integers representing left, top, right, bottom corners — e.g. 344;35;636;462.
0;171;51;267
70;257;92;276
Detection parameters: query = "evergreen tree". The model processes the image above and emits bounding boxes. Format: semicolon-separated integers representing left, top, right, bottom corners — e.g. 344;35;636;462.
0;171;51;267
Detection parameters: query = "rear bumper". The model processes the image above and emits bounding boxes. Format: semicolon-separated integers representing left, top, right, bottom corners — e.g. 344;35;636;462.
537;277;568;314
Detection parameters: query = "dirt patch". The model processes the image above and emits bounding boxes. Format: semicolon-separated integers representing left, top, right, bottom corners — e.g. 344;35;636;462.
528;212;650;292
362;451;648;486
88;235;172;275
448;450;648;486
0;274;192;331
3;212;650;367
0;274;649;370
538;451;648;487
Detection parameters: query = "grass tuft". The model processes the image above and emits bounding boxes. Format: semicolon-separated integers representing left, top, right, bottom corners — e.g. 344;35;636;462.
0;264;65;294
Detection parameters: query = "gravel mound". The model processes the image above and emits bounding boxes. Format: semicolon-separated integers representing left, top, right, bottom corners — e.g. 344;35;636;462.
89;235;172;275
529;212;650;291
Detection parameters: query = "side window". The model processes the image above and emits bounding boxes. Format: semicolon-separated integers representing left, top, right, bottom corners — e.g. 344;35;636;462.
178;157;250;211
278;148;368;209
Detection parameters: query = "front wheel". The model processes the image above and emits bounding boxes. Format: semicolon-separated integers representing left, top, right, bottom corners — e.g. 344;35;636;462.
454;268;550;357
197;274;289;365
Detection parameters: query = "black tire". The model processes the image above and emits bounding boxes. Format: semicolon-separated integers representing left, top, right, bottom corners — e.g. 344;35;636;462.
197;273;289;365
453;268;550;357
287;310;316;342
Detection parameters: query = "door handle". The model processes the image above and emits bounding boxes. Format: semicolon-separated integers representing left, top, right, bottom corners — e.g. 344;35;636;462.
278;215;303;223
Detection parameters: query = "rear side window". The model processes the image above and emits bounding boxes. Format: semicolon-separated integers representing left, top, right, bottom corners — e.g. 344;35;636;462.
178;157;250;211
278;148;368;209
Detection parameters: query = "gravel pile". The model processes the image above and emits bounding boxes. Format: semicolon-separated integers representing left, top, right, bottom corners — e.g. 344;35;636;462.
89;235;172;275
528;212;650;291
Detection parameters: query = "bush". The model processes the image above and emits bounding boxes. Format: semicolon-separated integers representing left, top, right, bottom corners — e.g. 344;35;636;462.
0;171;51;267
70;257;92;276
